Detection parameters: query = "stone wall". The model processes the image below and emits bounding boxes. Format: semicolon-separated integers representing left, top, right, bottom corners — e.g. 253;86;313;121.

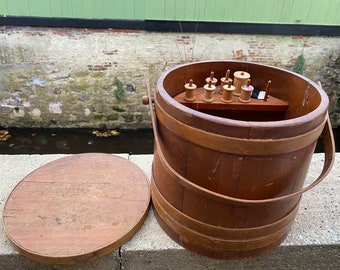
0;26;339;129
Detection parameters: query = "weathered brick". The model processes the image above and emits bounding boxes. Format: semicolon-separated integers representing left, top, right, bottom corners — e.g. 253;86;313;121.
0;26;339;128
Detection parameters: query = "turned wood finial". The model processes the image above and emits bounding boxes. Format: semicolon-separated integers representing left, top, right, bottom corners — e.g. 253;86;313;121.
225;69;230;80
247;79;251;87
227;79;232;87
264;80;271;101
206;71;217;85
189;79;193;87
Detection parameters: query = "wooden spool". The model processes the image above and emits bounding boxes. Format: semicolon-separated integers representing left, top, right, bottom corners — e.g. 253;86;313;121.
2;153;150;265
222;80;235;103
205;71;217;85
220;69;232;94
202;80;216;103
151;60;335;260
233;71;250;96
184;79;197;101
239;81;254;103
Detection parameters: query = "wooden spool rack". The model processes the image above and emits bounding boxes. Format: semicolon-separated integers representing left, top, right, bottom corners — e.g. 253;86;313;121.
174;73;289;121
174;86;289;112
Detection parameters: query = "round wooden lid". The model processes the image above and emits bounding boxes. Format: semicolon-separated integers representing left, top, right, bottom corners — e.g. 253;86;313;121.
2;153;150;265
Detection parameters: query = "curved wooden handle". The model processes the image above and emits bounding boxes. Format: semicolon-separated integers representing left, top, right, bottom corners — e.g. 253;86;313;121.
146;80;335;206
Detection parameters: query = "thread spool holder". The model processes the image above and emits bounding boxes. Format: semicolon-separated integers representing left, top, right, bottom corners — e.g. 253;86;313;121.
221;80;235;103
239;79;254;103
220;69;232;94
233;71;250;96
205;71;218;86
184;79;197;101
202;80;216;103
174;73;288;115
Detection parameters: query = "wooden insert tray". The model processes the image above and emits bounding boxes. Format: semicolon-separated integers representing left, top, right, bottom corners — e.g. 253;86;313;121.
174;87;289;112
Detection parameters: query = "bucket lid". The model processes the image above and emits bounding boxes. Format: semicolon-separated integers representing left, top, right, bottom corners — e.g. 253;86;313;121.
2;153;150;265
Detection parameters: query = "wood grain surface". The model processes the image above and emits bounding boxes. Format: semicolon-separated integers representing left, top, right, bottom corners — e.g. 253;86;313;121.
2;153;150;265
150;60;331;259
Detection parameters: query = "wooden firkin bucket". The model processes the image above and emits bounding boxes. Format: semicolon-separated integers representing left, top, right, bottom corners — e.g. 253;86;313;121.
148;60;335;260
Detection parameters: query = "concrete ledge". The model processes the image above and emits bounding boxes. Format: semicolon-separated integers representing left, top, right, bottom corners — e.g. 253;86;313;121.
1;154;339;269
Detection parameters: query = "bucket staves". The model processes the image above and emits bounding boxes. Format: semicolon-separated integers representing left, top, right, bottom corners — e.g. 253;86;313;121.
146;61;335;260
